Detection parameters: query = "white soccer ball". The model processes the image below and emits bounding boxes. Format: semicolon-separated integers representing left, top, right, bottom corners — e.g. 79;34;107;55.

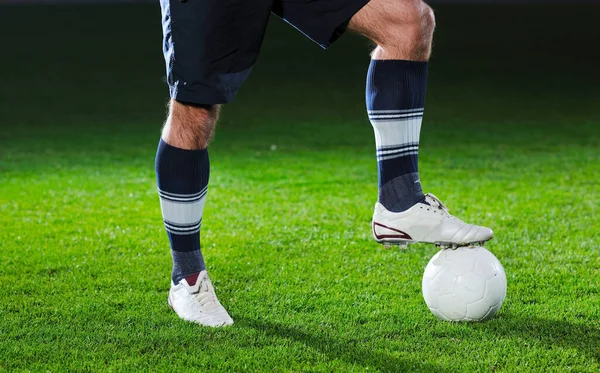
422;246;507;322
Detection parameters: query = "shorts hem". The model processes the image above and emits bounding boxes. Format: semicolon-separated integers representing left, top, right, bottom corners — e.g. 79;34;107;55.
170;86;238;105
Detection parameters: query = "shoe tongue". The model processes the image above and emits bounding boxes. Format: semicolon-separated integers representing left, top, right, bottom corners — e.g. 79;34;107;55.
201;279;210;293
184;272;200;286
424;193;448;212
424;194;440;208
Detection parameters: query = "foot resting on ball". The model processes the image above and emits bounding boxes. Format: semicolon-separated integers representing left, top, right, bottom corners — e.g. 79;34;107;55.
168;270;233;327
372;193;493;249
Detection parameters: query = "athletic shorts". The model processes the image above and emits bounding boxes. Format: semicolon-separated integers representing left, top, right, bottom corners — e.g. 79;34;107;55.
159;0;370;105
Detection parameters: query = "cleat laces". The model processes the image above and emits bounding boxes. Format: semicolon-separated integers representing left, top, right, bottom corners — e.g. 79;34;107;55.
190;275;220;310
424;193;453;219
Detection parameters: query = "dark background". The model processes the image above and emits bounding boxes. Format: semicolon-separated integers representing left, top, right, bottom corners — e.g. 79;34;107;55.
1;1;599;126
0;1;598;171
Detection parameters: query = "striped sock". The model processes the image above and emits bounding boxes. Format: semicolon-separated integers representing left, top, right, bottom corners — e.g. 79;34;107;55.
155;139;208;284
366;59;428;212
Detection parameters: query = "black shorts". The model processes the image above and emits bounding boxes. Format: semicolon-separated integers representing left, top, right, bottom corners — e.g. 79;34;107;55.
159;0;370;105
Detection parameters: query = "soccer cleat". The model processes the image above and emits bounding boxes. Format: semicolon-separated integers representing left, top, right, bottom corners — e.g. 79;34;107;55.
168;270;234;327
372;193;493;249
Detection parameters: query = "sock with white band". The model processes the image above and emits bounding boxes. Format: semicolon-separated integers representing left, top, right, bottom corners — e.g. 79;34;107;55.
366;59;428;212
155;139;208;284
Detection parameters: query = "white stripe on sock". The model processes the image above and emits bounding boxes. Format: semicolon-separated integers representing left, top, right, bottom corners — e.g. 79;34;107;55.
369;112;423;120
377;145;419;157
165;226;201;235
370;117;422;148
160;196;206;226
164;220;201;234
378;150;419;161
158;187;207;202
368;108;424;114
377;142;419;151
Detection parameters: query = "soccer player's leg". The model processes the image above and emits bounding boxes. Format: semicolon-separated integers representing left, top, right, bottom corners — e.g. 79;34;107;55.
157;0;272;326
156;103;232;327
348;0;493;248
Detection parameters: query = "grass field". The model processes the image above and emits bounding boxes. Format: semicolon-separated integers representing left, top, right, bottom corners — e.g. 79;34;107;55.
1;3;599;372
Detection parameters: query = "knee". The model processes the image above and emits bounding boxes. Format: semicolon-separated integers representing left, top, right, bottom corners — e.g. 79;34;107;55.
162;100;220;149
387;1;435;43
367;0;435;52
421;5;436;37
422;4;436;31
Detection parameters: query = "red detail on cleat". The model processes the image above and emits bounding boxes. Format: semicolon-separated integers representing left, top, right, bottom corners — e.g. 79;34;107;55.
184;272;200;286
373;222;412;240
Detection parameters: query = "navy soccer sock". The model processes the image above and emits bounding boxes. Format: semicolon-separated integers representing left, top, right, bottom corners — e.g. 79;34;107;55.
155;139;209;284
366;60;428;212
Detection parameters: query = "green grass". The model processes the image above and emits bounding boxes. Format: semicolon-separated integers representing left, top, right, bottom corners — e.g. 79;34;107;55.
1;3;599;372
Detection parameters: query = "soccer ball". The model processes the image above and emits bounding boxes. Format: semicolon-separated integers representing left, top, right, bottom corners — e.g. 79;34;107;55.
422;246;507;322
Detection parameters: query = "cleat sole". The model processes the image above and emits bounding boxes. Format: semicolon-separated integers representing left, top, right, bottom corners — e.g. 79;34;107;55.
377;238;492;250
378;240;416;250
435;239;492;250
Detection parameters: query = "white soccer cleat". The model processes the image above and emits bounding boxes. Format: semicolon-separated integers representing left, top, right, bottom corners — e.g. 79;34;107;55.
168;270;234;327
372;193;493;249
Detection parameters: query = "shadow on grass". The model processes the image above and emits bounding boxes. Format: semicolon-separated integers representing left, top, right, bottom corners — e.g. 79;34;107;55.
239;313;599;370
484;312;600;362
239;317;450;373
